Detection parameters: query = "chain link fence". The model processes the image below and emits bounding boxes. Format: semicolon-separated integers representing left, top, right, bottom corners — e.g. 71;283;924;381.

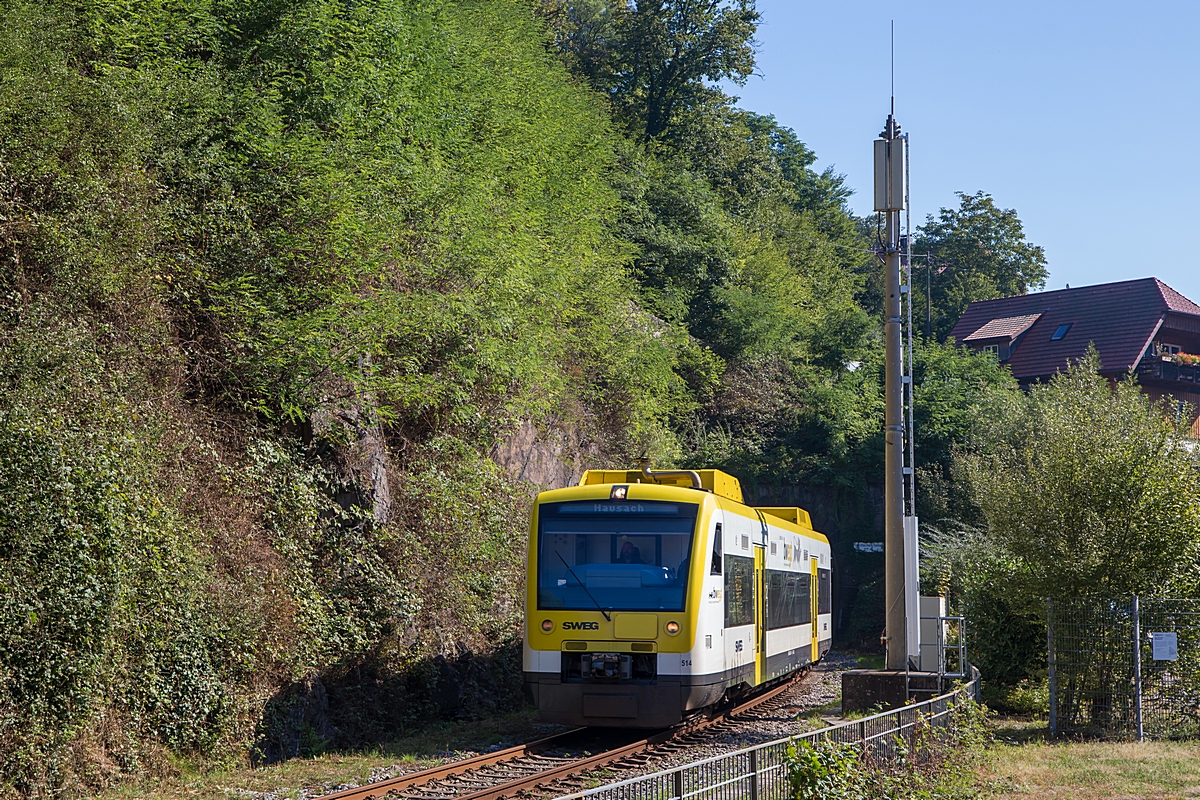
554;668;980;800
1048;596;1200;739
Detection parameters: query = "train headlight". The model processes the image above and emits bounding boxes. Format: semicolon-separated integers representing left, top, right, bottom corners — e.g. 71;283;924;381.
665;621;680;635
541;619;554;633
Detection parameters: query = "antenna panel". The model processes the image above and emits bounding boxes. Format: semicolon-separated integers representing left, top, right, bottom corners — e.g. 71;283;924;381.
873;138;906;211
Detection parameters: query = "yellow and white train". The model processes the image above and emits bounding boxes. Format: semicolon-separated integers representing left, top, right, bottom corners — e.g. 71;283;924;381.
523;463;832;727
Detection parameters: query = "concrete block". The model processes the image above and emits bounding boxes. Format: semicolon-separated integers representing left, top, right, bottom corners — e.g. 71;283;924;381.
841;669;942;713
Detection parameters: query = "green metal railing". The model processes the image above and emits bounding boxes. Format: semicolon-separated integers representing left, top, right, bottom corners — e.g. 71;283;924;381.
555;667;980;800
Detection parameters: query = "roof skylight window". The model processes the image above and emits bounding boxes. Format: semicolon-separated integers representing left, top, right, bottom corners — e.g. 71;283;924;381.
1051;323;1072;341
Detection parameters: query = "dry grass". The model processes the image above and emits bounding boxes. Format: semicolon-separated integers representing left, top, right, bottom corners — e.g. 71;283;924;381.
94;709;554;800
976;719;1200;799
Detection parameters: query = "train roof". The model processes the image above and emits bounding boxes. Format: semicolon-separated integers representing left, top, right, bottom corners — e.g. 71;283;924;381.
575;468;817;535
579;468;744;502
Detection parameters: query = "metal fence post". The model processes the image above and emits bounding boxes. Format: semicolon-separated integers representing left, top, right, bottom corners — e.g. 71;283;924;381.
1133;594;1143;742
673;768;683;800
1047;597;1057;737
748;747;758;800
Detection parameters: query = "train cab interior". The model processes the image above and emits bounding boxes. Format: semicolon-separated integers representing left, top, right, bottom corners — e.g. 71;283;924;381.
535;499;699;613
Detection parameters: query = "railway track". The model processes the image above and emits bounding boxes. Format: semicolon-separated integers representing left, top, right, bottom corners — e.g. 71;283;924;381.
315;671;809;800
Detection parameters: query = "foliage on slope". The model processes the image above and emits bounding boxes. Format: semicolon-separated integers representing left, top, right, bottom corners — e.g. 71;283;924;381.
0;0;690;792
541;1;897;494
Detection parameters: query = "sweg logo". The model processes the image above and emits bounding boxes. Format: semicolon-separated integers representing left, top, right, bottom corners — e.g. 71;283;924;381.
562;621;600;631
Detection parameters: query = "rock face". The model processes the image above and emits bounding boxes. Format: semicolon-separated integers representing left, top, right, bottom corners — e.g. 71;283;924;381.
310;382;393;527
332;402;392;525
742;483;884;542
490;419;584;490
255;676;336;763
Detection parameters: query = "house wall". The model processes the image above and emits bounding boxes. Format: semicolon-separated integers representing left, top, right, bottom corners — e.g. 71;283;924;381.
1151;334;1200;358
1140;385;1200;437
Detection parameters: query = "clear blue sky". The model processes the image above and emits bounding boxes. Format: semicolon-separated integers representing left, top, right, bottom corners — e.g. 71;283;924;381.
726;1;1200;301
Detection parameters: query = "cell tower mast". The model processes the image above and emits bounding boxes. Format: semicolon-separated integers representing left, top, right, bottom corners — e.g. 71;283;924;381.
874;72;918;672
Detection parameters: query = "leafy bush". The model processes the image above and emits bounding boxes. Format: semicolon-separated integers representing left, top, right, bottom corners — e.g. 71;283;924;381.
0;312;233;790
786;739;865;800
926;353;1200;697
960;351;1200;600
981;677;1049;716
783;699;993;800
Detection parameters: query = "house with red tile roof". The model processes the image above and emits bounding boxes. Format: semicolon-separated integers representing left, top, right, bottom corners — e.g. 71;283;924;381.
948;277;1200;430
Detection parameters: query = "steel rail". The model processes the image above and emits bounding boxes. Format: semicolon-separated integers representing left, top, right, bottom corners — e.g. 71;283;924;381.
314;728;587;800
455;674;804;800
315;671;805;800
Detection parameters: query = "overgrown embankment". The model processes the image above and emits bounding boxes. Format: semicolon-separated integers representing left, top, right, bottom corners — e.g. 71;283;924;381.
0;0;687;792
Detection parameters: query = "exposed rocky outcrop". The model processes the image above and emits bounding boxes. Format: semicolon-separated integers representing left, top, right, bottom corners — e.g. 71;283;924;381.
490;419;591;490
255;677;336;764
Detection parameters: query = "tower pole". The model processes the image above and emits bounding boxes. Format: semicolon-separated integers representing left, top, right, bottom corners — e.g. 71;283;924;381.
877;112;908;671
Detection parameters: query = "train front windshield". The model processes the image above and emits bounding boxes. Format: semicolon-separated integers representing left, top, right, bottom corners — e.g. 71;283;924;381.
537;499;699;612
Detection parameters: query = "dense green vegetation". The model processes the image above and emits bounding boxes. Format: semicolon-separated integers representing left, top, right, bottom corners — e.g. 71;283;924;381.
0;0;1056;795
2;0;678;790
926;354;1200;707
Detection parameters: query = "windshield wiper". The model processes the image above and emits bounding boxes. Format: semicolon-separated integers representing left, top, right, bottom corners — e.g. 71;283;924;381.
555;551;612;622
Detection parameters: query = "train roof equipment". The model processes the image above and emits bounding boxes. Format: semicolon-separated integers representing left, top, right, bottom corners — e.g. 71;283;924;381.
755;506;813;529
577;462;814;532
578;466;744;502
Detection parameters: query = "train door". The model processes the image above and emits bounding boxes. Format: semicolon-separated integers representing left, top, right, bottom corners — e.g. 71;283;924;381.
753;512;768;686
707;512;726;685
754;541;764;686
810;556;819;662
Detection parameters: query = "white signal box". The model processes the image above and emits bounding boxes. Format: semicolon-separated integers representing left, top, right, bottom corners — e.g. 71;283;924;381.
873;137;906;211
918;595;947;673
904;515;920;662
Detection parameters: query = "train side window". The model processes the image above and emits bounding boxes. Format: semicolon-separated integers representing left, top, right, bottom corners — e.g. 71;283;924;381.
817;568;832;615
710;523;722;575
724;554;755;627
765;570;810;629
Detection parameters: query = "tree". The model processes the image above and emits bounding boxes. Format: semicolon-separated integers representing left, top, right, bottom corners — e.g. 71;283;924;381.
618;0;758;139
924;354;1200;701
957;352;1200;600
543;0;760;140
911;337;1019;523
913;191;1048;341
538;0;622;87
